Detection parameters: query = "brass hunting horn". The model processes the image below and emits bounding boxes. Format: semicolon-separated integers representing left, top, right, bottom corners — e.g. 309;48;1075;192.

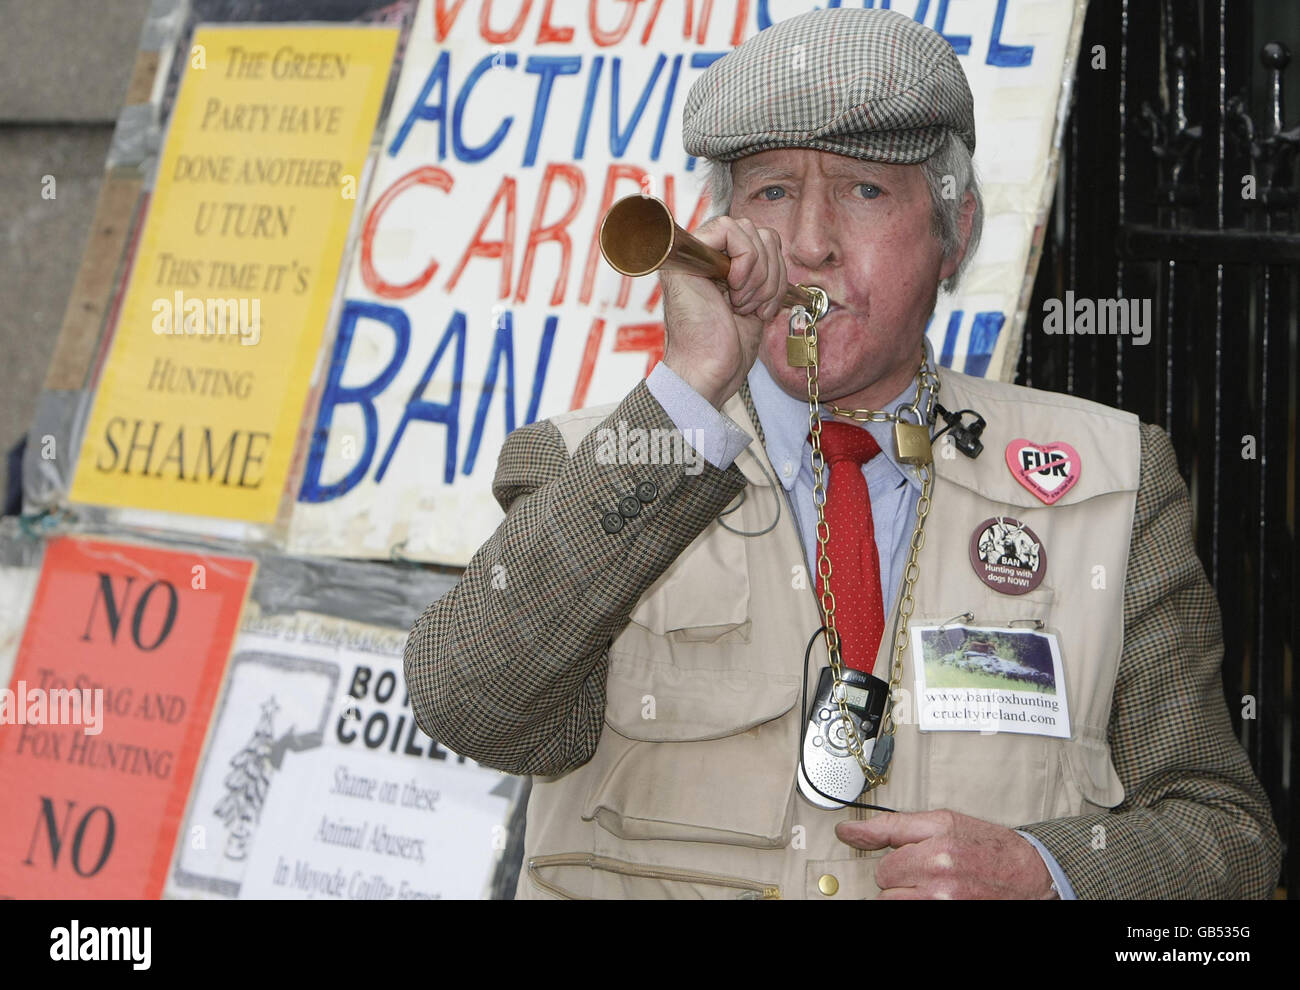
598;194;829;319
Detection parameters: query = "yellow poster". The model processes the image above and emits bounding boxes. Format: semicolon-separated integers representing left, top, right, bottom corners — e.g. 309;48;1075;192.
70;25;397;522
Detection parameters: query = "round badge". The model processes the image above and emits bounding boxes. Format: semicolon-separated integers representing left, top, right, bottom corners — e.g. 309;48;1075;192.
968;516;1047;595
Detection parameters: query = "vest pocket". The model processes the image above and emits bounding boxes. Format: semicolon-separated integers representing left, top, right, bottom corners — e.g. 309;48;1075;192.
595;623;801;847
918;731;1054;827
593;519;802;847
605;520;799;741
909;600;1062;826
582;707;799;847
1051;732;1126;818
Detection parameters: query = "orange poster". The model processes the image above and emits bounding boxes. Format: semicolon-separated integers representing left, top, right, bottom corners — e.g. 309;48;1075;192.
0;537;254;898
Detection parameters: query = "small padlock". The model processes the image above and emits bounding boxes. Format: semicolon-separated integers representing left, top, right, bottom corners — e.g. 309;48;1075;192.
786;305;815;368
893;419;933;465
786;332;815;368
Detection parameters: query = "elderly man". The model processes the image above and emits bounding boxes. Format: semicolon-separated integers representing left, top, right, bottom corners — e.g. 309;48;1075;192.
403;8;1280;899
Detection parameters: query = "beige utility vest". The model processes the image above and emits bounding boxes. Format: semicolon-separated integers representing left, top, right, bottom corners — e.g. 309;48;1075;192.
518;366;1139;899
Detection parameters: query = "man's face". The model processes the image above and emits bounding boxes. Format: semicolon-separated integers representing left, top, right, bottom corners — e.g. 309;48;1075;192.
728;148;955;404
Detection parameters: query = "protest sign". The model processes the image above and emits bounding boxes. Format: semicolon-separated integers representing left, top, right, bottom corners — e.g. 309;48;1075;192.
288;0;1082;565
0;536;254;898
69;25;399;524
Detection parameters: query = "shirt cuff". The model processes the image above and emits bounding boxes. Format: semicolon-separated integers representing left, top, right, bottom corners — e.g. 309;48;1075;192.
1015;830;1078;900
644;362;753;470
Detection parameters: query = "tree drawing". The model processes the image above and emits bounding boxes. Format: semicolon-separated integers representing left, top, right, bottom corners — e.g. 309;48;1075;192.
214;696;278;861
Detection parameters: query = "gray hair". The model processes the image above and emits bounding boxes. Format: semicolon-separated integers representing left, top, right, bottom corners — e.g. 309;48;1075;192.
699;131;983;294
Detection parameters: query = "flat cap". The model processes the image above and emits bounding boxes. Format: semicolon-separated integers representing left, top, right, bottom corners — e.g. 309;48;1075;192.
682;7;975;165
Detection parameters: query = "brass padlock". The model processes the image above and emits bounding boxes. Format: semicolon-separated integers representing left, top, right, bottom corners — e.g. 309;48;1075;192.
786;332;814;368
893;420;933;465
786;305;815;368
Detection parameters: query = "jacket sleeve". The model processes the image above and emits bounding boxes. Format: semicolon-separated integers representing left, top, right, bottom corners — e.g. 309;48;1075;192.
402;379;748;777
1017;423;1282;898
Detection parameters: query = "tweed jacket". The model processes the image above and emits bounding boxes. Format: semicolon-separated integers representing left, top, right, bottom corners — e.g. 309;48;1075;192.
404;374;1281;899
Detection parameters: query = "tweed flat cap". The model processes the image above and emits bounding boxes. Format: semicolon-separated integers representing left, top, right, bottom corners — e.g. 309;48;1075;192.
682;7;975;164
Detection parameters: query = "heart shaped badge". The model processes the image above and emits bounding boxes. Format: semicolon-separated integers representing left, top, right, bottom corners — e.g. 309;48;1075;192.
1005;439;1081;505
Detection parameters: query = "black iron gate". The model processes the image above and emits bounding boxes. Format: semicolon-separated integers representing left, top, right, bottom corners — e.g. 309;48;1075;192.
1021;0;1298;897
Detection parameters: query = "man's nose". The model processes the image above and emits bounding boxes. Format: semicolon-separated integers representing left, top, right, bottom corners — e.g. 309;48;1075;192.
785;195;839;275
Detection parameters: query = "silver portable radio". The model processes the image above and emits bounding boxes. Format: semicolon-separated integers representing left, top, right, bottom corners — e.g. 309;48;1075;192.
798;666;890;808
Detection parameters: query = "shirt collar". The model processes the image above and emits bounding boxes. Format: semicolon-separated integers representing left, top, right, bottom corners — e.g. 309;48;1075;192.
746;337;937;495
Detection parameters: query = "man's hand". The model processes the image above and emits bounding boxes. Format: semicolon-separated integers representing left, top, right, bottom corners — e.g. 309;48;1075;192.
835;809;1059;900
659;215;788;410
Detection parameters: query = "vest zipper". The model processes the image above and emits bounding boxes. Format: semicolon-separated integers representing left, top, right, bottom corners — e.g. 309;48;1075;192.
528;853;781;899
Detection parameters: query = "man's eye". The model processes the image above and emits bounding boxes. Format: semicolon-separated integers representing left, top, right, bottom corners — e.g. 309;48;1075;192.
757;186;786;201
856;183;882;200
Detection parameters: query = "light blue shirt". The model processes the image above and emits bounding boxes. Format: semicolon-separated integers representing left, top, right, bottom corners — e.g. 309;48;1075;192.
743;352;927;619
643;340;1077;900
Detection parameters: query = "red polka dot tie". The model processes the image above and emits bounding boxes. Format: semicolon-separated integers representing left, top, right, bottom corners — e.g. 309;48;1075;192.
809;420;885;674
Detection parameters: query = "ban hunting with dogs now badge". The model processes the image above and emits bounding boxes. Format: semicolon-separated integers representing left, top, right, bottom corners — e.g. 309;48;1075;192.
969;516;1047;595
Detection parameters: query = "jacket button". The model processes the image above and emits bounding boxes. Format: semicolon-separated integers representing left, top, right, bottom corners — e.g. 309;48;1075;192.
817;874;839;896
618;495;642;518
635;481;657;503
600;511;624;534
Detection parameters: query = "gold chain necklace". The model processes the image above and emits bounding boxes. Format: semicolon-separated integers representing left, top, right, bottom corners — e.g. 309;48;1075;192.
788;296;937;790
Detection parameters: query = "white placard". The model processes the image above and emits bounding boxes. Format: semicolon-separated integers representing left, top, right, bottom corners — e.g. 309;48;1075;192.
288;0;1084;565
167;605;517;899
911;623;1071;738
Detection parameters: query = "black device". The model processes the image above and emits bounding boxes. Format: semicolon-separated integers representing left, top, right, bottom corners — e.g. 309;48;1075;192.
934;403;986;459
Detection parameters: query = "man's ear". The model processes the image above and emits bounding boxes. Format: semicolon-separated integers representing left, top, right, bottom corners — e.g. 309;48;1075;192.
939;190;978;281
